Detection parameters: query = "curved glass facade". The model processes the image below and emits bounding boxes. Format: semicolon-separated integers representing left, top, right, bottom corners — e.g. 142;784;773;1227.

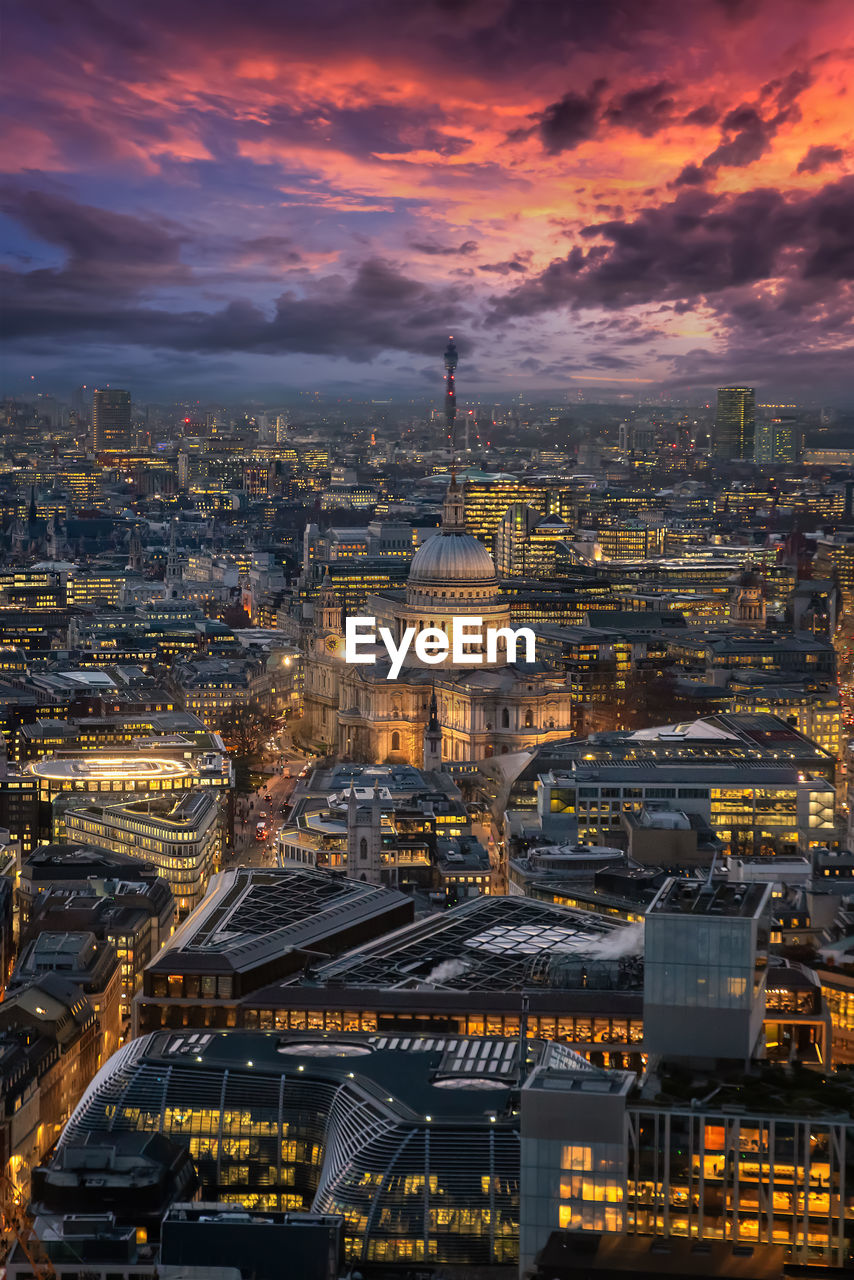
59;1032;521;1265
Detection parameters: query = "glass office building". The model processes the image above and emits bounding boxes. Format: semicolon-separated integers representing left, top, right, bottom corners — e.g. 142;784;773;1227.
57;1029;523;1266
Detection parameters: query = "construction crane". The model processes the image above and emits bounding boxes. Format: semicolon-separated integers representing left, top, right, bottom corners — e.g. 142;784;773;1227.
0;1172;57;1278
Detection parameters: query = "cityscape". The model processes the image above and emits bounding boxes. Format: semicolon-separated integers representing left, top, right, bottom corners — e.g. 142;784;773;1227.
3;1;854;1279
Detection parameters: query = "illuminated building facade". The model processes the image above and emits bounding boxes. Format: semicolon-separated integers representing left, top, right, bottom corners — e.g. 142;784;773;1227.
0;977;99;1201
92;388;132;453
168;658;258;730
714;386;755;461
755;415;797;463
463;478;576;547
303;481;576;762
0;568;64;612
494;504;574;578
814;533;854;614
11;930;122;1067
132;867;413;1036
521;1049;854;1273
64;789;221;917
724;677;841;760
521;880;853;1273
54;1029;524;1265
20;750;230;847
66;570;129;607
538;764;835;858
595;521;666;561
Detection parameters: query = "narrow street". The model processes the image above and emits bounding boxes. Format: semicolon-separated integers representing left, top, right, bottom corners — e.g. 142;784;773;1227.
227;732;314;869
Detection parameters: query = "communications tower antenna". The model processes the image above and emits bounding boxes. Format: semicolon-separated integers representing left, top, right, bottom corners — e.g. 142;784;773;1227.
443;336;458;478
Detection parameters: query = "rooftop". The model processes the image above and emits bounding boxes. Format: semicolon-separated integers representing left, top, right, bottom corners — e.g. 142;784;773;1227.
25;754;195;782
147;867;412;976
70;789;219;829
62;1029;562;1130
302;894;637;994
649;878;771;919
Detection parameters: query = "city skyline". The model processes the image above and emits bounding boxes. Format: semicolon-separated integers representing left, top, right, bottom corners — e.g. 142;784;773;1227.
3;0;854;397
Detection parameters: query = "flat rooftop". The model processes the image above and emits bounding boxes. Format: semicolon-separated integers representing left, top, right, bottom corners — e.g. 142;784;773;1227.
70;1029;565;1126
302;762;460;800
649;878;770;919
25;755;195;782
549;763;824;786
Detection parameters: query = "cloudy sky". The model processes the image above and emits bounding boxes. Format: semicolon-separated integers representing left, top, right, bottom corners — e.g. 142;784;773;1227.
3;0;854;399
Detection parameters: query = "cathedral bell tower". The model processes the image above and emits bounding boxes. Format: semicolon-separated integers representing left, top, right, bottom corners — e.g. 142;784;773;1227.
317;568;343;633
441;473;467;533
731;568;766;627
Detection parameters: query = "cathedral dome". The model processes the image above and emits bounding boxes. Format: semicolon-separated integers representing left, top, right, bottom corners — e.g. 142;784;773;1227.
408;531;497;586
405;476;499;607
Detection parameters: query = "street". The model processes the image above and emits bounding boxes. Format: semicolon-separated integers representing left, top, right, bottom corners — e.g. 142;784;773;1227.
227;733;314;869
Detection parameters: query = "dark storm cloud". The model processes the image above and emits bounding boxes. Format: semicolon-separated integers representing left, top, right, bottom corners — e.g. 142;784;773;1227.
535;82;606;154
14;0;746;87
0;187;189;290
488;177;854;319
687;66;814;175
703;104;773;168
478;251;532;275
410;239;479;256
672;163;715;187
579;314;666;345
530;77;683;154
235;235;302;263
604;81;677;136
797;144;845;174
255;101;470;162
0;190;473;361
683;104;720;127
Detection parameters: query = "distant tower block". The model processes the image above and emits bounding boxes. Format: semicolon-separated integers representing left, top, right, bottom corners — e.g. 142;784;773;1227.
444;337;458;455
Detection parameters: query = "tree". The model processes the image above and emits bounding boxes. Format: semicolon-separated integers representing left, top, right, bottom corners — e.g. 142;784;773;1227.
218;700;275;758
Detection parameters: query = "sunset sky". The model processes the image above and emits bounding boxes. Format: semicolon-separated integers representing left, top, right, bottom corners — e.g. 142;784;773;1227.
3;0;854;398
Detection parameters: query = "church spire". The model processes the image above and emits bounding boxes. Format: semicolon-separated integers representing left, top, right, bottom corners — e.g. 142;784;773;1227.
428;684;439;732
166;516;181;591
423;682;442;771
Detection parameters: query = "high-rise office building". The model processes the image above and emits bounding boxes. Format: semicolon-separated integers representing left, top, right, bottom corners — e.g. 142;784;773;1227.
92;388;132;452
714;386;755;460
754;414;797;463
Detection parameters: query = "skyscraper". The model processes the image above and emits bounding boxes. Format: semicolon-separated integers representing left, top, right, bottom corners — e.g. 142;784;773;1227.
754;414;797;463
92;388;132;452
714;386;755;460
